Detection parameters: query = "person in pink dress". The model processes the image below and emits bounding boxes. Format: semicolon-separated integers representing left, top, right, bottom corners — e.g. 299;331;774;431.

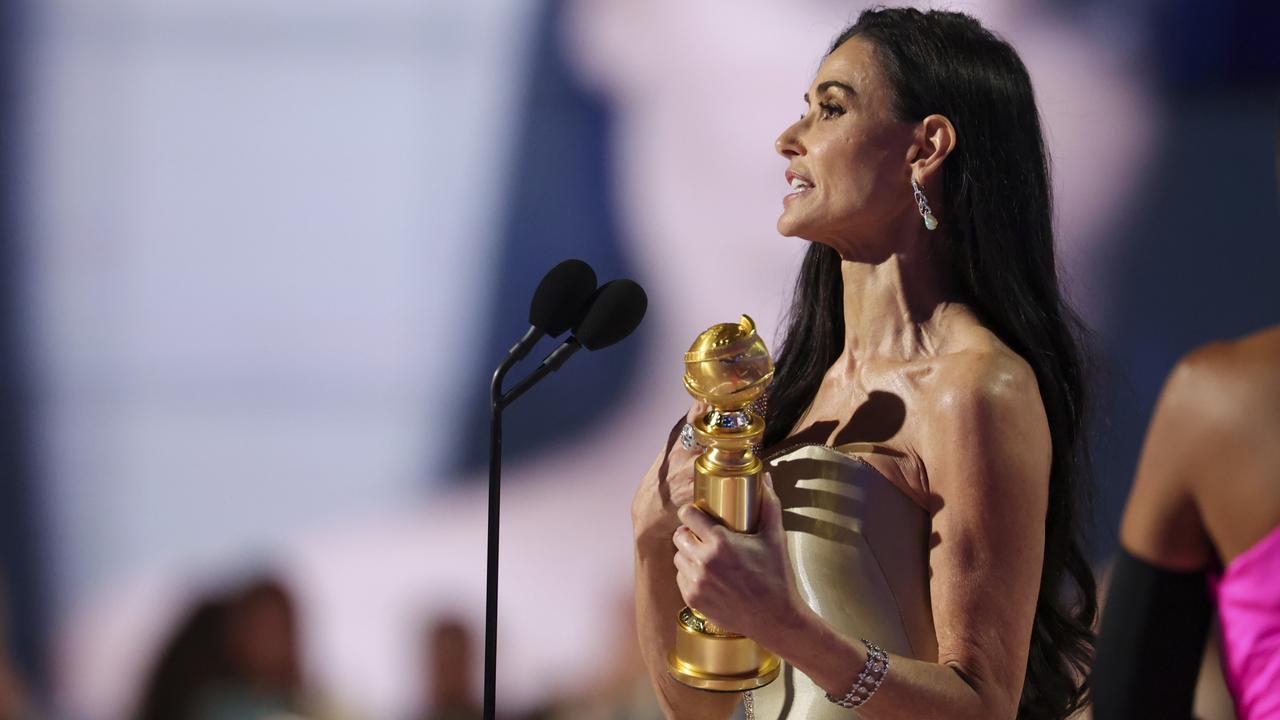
1095;324;1280;719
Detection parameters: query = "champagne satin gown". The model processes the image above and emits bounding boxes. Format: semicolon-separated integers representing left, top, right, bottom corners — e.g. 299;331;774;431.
750;443;937;719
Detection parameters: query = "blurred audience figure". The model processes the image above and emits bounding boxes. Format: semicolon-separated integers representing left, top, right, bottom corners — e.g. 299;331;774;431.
1095;325;1280;719
136;576;348;720
199;577;313;720
415;617;480;720
135;596;233;720
0;662;31;720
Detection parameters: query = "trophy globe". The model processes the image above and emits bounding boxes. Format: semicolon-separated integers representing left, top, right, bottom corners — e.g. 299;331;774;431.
683;315;774;412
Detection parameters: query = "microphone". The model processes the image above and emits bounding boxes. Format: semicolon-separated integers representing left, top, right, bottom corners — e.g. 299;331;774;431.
484;271;646;720
540;278;648;369
502;279;648;405
507;259;598;362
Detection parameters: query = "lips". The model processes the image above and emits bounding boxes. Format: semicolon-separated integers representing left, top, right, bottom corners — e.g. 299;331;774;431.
785;170;814;202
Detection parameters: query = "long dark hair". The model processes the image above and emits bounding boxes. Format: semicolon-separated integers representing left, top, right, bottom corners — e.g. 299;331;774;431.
764;8;1097;719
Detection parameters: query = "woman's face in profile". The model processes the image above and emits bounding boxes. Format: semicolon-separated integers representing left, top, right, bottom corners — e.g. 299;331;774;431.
775;37;917;253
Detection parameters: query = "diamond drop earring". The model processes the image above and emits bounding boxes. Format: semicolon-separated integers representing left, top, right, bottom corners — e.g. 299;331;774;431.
911;178;939;231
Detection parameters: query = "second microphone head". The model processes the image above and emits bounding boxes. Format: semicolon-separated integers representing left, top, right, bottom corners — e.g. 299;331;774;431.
575;279;648;351
529;259;598;337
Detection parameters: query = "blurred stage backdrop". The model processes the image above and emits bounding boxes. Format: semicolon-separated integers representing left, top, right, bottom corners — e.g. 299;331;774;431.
1;0;1276;717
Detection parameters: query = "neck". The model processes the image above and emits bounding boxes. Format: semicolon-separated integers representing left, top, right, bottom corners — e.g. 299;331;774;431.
837;240;962;364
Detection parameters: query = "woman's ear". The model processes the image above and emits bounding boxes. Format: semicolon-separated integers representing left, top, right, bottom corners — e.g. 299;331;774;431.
908;114;957;184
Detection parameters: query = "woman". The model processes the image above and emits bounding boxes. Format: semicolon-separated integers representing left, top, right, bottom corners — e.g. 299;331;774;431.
631;8;1096;720
1094;325;1280;719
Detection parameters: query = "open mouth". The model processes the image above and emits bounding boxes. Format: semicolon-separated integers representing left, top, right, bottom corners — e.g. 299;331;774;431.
785;171;814;202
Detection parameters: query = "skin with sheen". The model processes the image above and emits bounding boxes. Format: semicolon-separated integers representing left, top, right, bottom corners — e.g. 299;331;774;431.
1103;326;1280;717
1120;325;1280;573
632;36;1053;720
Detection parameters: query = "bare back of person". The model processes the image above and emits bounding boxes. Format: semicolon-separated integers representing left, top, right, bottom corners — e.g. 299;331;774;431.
1122;324;1280;570
1100;324;1280;720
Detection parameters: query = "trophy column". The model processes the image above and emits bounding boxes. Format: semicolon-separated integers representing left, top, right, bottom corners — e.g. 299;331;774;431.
666;316;781;692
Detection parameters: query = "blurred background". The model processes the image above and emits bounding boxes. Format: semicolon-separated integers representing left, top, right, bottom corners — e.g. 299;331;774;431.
0;0;1276;718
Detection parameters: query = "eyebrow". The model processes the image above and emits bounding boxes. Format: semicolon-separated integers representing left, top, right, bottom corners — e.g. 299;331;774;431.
803;80;857;104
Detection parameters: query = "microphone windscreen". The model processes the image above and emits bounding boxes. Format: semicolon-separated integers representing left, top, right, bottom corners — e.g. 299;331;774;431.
575;279;648;351
529;259;598;337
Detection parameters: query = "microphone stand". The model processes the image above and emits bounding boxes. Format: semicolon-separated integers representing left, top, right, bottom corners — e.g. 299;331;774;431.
484;340;579;720
485;355;515;720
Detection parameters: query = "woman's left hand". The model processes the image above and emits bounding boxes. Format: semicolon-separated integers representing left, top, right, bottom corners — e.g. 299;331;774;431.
672;474;807;643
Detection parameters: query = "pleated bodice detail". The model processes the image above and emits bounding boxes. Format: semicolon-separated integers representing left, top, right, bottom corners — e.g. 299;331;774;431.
751;444;937;719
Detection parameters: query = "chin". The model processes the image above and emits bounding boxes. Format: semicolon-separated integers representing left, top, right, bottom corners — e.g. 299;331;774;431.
778;223;826;246
776;216;805;238
777;222;848;258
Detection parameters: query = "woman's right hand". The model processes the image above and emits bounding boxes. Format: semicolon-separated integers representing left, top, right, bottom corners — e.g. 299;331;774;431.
631;403;708;549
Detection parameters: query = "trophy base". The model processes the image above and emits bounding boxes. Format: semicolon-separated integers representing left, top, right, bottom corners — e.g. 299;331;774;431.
666;607;780;692
667;651;781;692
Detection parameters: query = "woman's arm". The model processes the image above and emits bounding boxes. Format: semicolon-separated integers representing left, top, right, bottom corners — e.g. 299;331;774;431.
1115;353;1216;570
632;409;739;720
673;354;1051;719
1093;349;1225;718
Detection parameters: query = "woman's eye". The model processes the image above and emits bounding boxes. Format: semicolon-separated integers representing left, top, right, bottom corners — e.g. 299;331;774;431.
819;102;845;119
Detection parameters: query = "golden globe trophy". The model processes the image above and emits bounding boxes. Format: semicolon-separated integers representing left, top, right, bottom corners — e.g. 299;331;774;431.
667;315;781;691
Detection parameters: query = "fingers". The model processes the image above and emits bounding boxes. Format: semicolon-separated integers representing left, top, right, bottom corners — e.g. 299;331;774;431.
677;503;722;541
657;411;698;504
672;525;702;554
666;408;703;462
673;402;709;446
673;531;714;614
672;529;704;607
673;543;699;577
674;561;696;606
670;403;710;460
664;414;687;454
685;401;710;422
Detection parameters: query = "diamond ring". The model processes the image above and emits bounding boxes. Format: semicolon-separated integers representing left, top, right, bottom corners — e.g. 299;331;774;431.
679;422;706;453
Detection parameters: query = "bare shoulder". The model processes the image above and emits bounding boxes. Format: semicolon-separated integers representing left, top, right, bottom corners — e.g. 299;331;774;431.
1121;325;1280;568
914;327;1051;497
1162;324;1280;433
928;327;1046;432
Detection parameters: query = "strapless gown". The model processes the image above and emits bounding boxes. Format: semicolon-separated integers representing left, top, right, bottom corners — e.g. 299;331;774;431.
751;444;938;719
1211;522;1280;720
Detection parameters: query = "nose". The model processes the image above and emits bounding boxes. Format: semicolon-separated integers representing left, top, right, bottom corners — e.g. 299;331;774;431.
775;118;804;158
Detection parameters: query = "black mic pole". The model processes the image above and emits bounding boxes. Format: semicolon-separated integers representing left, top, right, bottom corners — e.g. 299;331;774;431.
484;339;579;720
485;353;520;720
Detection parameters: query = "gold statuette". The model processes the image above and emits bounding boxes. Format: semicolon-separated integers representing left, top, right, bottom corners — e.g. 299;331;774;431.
667;315;781;692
